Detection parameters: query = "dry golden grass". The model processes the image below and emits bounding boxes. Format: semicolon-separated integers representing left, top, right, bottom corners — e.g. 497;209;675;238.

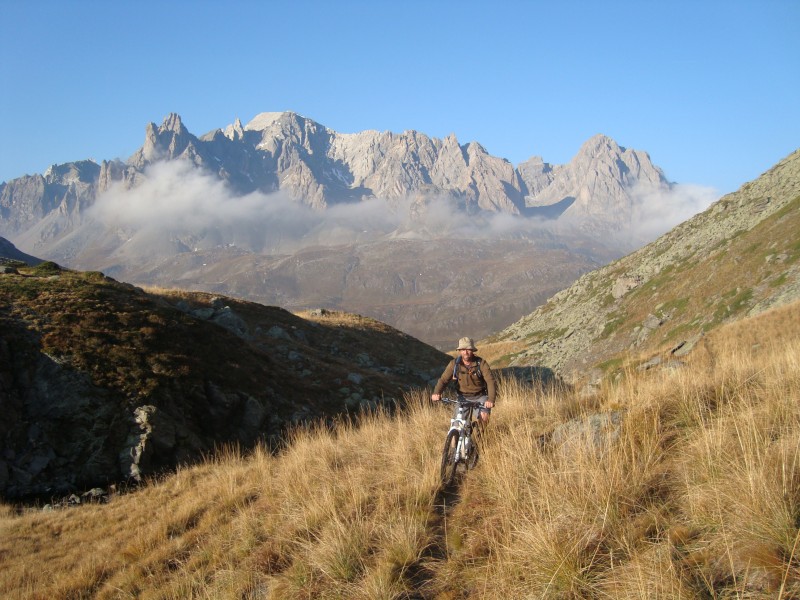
295;308;390;328
2;301;799;598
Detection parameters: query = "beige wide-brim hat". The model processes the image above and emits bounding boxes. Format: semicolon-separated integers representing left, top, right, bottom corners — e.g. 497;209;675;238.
457;337;477;351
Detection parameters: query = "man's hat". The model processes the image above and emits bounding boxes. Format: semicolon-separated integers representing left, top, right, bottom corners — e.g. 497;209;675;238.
456;337;477;351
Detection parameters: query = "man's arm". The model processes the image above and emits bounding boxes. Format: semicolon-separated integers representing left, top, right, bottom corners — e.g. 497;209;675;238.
431;359;456;401
481;359;496;406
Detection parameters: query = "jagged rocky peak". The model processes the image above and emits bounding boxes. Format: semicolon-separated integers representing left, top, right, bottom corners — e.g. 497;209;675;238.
142;113;190;143
440;132;460;149
160;112;187;134
223;117;245;141
575;134;667;185
133;113;199;168
572;134;632;174
43;160;101;184
243;111;324;136
247;111;332;159
513;132;672;226
578;133;622;158
518;156;555;198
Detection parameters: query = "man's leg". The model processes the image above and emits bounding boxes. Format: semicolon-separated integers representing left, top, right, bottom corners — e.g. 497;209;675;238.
475;397;490;434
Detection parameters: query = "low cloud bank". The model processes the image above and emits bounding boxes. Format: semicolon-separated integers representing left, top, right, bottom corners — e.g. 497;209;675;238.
628;181;719;242
89;160;719;255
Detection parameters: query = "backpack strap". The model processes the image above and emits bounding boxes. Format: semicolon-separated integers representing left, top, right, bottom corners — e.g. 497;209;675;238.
452;356;461;380
453;356;483;380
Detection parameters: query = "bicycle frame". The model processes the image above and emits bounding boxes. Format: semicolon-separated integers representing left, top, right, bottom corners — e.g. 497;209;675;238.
445;398;476;458
439;396;482;482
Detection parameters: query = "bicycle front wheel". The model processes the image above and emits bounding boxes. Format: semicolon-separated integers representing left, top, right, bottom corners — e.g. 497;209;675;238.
440;429;460;484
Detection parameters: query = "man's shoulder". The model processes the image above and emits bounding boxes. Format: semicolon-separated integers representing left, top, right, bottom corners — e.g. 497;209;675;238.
476;356;494;370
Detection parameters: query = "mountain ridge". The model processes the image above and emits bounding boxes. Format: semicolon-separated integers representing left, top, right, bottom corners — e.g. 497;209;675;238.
1;111;672;236
0;236;41;267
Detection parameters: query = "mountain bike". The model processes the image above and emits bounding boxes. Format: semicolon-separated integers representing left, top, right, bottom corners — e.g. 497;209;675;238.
438;396;482;484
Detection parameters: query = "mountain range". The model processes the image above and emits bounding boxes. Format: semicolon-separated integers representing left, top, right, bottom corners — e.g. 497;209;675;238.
0;112;673;233
0;112;699;347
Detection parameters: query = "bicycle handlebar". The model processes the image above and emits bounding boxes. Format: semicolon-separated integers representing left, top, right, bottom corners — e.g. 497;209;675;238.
437;397;484;409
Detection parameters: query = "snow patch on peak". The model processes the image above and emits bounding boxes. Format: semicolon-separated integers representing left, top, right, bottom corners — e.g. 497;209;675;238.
245;112;293;131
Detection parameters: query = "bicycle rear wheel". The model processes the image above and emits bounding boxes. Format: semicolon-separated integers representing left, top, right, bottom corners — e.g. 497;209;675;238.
465;435;479;470
465;421;480;469
440;429;460;484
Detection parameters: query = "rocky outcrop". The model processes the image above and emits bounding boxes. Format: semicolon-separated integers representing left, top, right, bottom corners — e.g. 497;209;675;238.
0;316;279;498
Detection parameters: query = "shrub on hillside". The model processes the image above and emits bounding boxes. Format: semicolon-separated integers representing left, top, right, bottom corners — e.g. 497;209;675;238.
28;260;62;276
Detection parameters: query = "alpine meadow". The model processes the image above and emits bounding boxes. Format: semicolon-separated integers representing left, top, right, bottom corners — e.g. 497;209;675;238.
1;299;799;598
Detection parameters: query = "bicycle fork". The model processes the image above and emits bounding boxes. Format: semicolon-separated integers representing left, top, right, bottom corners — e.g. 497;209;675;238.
450;427;473;463
450;408;474;462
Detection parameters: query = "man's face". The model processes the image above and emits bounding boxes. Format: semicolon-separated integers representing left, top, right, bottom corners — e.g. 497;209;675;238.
459;348;475;361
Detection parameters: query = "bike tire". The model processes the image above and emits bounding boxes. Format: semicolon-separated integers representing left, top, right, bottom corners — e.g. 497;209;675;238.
440;429;460;484
465;421;480;470
466;436;479;470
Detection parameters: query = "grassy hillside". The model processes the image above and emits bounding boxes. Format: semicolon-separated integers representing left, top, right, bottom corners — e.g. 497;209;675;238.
1;262;443;407
3;298;798;598
483;149;800;381
0;262;447;497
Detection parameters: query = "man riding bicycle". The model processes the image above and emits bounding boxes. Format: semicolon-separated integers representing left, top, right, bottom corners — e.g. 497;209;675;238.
431;336;496;425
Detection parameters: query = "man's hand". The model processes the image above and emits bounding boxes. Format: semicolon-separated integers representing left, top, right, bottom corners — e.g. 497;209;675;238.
485;400;494;409
431;393;441;402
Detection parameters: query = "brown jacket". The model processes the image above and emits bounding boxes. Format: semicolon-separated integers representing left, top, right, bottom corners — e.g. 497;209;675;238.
433;356;495;403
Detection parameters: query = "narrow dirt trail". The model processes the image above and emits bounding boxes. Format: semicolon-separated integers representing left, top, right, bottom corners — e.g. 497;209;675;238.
405;457;474;599
404;480;462;598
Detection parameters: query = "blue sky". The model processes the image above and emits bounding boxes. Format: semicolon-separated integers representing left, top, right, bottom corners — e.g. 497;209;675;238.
0;0;797;194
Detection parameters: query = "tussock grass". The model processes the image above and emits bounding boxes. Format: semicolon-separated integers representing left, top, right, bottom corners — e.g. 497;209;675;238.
2;302;800;598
